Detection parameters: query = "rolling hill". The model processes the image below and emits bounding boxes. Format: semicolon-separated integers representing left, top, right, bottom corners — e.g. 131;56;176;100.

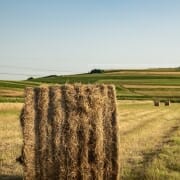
1;68;180;102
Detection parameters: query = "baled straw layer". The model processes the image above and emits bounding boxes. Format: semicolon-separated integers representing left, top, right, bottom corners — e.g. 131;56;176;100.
21;84;120;180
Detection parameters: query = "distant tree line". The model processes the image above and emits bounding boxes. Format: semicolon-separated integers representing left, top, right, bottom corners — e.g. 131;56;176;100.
89;69;104;74
27;77;34;80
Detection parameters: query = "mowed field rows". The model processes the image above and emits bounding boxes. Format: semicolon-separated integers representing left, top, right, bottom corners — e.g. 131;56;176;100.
118;101;180;179
0;101;180;179
1;69;180;102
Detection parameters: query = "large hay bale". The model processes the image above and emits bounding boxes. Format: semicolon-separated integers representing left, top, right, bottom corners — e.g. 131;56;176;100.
21;84;120;180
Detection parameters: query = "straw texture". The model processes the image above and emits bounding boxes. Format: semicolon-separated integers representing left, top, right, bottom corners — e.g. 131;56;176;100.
21;84;120;180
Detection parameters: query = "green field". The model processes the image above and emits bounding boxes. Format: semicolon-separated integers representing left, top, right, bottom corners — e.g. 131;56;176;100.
1;68;180;102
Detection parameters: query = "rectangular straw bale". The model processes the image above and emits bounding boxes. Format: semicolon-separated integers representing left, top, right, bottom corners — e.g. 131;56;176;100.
154;100;160;106
164;100;170;106
21;84;120;180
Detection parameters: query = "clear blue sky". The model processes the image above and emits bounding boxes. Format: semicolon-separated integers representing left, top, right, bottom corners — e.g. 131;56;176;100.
0;0;180;80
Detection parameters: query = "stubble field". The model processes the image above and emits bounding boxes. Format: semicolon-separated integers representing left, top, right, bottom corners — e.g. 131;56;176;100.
0;101;179;179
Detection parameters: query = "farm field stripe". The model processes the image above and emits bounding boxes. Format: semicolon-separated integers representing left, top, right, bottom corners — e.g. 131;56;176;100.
119;109;167;131
120;110;169;135
119;109;157;120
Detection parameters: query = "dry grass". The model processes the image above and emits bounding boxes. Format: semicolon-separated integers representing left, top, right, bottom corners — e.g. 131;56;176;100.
0;101;180;180
0;103;23;179
0;103;23;111
118;101;180;179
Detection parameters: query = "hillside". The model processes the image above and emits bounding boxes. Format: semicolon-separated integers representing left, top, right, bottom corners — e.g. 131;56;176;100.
1;68;180;102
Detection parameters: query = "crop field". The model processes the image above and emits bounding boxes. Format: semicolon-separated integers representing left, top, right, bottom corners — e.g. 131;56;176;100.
0;80;41;102
1;68;180;102
0;101;179;180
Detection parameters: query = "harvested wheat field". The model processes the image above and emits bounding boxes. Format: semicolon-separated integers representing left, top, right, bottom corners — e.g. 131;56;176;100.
0;100;180;180
0;103;23;180
21;84;119;180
